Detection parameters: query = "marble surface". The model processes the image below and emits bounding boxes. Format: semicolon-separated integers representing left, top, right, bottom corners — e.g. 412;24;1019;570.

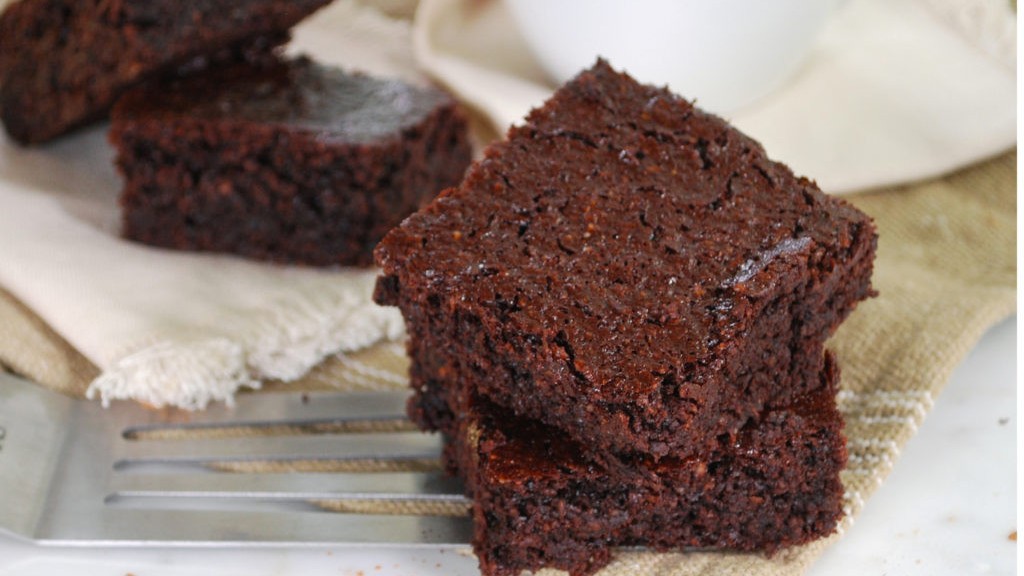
811;316;1017;576
0;317;1015;576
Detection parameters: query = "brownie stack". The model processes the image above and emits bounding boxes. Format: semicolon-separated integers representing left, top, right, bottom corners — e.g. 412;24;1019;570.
379;60;877;576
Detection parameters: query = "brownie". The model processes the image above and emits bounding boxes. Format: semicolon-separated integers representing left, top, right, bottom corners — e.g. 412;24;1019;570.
444;355;847;576
0;0;330;144
374;59;876;458
109;56;472;266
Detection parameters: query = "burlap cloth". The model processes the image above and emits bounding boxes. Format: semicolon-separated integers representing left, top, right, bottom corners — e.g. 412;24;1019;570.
0;144;1015;573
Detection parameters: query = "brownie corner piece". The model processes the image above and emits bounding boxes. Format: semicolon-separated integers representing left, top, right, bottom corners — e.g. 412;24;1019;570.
374;59;876;457
0;0;330;144
110;56;472;266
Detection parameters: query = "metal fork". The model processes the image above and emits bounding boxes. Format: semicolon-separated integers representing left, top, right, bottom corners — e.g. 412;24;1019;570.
0;371;472;547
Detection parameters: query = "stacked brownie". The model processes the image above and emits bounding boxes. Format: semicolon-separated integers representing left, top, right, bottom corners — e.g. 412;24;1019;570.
375;60;876;576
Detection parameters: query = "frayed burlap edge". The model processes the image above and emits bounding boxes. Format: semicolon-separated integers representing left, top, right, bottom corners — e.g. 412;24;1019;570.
0;285;99;397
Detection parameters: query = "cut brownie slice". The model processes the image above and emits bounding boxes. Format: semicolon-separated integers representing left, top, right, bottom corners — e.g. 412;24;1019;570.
445;355;847;576
110;56;472;266
0;0;329;144
374;59;876;458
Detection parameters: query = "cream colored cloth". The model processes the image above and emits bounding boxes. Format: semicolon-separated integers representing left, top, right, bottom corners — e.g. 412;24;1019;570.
413;0;1016;194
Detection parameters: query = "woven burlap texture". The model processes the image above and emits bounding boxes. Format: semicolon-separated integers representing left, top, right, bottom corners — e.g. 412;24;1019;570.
0;151;1015;574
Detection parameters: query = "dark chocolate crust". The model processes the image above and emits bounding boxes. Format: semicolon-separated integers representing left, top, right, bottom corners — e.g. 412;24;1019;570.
445;356;846;576
374;59;876;458
110;57;472;266
0;0;329;144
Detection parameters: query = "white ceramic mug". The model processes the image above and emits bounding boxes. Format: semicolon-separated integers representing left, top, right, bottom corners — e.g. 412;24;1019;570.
504;0;843;114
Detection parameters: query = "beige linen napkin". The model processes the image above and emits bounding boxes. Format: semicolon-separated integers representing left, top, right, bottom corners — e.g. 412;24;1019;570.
413;0;1016;194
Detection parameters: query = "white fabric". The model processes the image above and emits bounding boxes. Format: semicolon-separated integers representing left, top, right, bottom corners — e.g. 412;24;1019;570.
0;1;414;409
414;0;1016;194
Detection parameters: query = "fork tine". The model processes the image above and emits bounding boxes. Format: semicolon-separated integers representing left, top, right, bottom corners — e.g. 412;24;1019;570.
39;508;474;546
114;431;441;462
106;471;464;496
131;391;411;425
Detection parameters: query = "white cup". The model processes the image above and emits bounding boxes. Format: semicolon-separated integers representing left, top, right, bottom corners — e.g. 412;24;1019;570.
505;0;842;114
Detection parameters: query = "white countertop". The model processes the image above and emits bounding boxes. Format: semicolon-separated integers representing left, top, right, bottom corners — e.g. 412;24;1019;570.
0;317;1015;576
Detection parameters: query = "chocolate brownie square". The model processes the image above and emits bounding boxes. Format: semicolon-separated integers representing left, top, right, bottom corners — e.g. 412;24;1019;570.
110;56;472;266
0;0;329;144
444;355;847;576
374;59;876;458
